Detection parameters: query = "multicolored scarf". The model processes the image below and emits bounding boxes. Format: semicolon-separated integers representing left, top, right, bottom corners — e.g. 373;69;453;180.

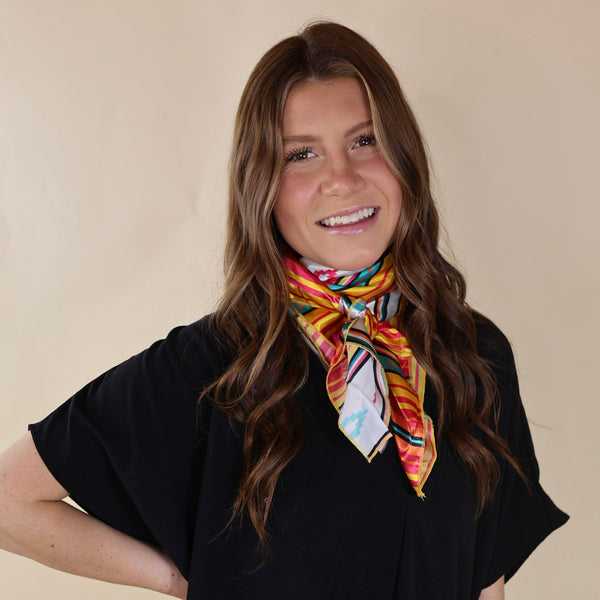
285;252;436;498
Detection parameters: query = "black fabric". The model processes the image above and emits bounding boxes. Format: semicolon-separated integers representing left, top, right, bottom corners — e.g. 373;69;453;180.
29;314;568;599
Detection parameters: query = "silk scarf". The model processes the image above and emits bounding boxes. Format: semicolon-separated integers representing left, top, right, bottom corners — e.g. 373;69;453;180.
285;252;436;498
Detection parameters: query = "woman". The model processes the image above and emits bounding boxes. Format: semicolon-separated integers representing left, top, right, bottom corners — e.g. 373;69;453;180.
0;21;567;599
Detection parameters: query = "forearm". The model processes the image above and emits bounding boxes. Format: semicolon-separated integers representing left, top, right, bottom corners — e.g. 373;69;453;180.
0;497;185;597
0;432;187;598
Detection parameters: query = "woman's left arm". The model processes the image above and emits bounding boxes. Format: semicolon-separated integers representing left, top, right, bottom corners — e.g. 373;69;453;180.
479;576;505;599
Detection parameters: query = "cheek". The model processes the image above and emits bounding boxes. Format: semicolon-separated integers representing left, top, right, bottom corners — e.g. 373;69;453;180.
390;183;403;217
380;164;403;207
274;182;297;225
377;170;403;239
389;189;403;237
275;172;316;224
365;156;402;193
273;187;303;249
278;169;315;201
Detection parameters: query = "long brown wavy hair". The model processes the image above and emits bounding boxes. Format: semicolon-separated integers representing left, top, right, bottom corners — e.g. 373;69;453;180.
202;21;523;556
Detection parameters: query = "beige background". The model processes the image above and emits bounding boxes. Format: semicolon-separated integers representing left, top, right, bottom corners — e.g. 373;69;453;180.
1;1;597;598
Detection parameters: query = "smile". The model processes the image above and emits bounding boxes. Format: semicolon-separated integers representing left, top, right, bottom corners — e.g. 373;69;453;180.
319;208;376;227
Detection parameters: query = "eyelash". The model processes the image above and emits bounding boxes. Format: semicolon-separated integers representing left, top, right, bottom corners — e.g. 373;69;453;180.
355;132;376;147
283;132;377;163
284;146;313;163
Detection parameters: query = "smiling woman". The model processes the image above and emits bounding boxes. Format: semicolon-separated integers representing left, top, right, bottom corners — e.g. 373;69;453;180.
275;78;403;270
0;20;567;600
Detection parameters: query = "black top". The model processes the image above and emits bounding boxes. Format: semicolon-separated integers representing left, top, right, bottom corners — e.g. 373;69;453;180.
29;314;568;599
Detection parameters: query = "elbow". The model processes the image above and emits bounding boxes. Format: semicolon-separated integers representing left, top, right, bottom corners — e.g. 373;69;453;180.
479;575;505;599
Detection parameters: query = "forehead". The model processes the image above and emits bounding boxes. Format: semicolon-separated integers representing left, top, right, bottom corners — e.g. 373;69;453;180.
282;78;371;135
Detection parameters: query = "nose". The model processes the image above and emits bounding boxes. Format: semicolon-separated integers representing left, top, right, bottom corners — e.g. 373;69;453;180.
319;154;363;197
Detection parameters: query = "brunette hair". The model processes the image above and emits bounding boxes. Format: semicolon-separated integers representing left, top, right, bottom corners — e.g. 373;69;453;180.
203;21;522;556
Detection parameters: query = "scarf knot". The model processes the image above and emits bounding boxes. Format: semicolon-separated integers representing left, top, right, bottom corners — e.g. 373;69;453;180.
286;252;437;498
342;297;367;320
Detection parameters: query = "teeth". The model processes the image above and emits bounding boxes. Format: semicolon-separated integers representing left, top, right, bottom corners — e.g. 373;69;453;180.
320;208;375;227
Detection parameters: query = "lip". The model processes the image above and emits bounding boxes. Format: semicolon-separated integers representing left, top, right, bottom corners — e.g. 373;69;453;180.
318;206;378;221
317;206;379;235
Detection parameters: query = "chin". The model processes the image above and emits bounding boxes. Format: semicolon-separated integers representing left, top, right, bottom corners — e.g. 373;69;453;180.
323;249;391;271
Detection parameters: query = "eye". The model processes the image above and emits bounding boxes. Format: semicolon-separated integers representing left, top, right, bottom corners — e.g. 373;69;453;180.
353;133;377;148
284;146;316;163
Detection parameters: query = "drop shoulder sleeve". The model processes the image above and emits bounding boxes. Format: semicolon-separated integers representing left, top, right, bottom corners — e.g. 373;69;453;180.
473;315;569;587
28;317;225;578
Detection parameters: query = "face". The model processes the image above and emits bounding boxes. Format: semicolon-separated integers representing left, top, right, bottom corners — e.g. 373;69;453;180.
273;77;403;271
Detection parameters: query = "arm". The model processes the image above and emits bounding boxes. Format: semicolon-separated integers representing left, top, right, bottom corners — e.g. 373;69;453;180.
0;432;188;598
479;576;505;599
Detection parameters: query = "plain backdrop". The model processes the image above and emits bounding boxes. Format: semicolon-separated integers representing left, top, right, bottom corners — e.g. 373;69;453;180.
1;1;597;598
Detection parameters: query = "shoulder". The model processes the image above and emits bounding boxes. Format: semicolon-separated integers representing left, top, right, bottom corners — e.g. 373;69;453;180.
471;312;526;437
142;314;230;379
64;315;231;424
471;311;522;422
472;311;517;377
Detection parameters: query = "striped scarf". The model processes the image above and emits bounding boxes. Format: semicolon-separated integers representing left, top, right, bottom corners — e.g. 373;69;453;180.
285;252;436;498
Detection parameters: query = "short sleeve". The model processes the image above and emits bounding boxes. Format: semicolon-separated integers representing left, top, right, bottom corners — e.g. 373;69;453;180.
473;316;569;587
28;318;224;577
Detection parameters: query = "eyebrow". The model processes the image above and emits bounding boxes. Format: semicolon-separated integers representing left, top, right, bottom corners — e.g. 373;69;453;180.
282;119;373;145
